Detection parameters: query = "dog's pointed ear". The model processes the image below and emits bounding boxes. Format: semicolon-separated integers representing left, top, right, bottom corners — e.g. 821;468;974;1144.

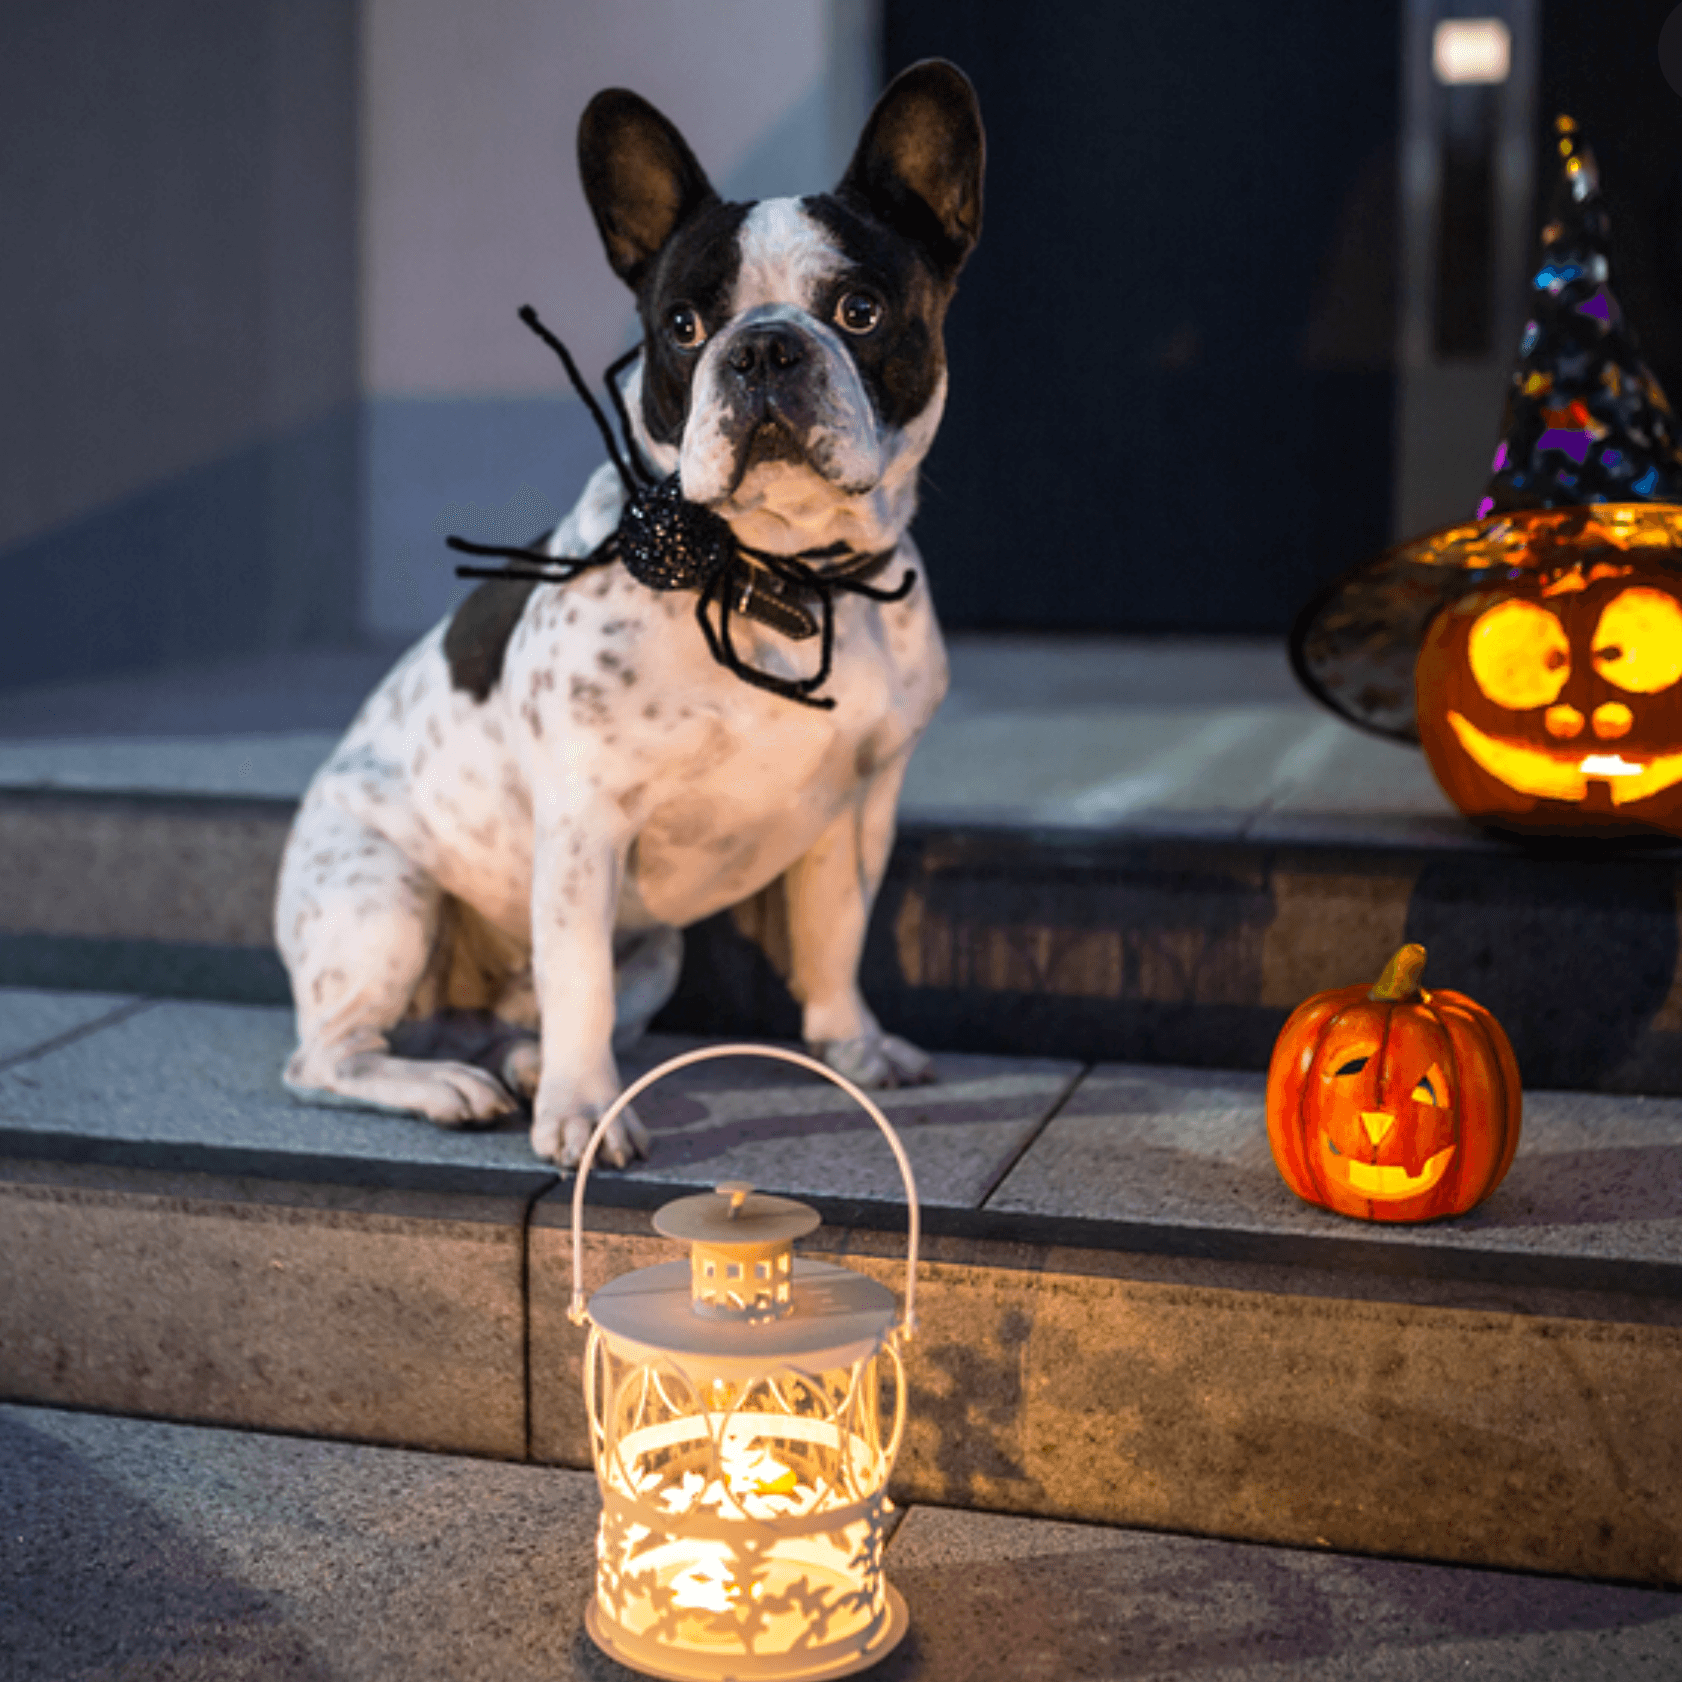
579;89;716;290
837;60;984;282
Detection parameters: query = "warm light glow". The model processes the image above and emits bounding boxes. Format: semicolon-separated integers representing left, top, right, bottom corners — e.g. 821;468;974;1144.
574;1044;918;1679
1359;1111;1393;1147
1321;1138;1457;1200
1467;600;1570;710
1592;588;1682;693
1413;1064;1448;1108
1432;18;1511;84
1446;711;1682;804
1592;703;1634;739
727;1444;800;1499
1446;710;1588;800
644;1434;815;1521
1579;753;1643;778
670;1555;740;1614
584;1332;908;1678
1573;752;1682;805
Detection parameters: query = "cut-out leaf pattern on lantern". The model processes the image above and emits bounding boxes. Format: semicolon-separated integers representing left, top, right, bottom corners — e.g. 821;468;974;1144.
669;1555;740;1613
583;1314;908;1671
1266;944;1522;1222
573;1042;919;1679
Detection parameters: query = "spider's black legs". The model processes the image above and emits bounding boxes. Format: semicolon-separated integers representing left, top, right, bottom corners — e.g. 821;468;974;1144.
517;305;641;498
698;569;836;711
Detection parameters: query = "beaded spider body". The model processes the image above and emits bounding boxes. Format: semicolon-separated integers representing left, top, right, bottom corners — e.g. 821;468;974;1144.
448;306;916;710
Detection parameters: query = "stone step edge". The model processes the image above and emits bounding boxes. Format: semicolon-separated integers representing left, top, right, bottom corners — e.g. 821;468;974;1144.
8;783;1682;1093
7;1124;1681;1312
5;1143;1679;1588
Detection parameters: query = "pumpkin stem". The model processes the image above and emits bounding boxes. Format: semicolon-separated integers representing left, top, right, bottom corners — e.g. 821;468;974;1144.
1370;944;1427;1002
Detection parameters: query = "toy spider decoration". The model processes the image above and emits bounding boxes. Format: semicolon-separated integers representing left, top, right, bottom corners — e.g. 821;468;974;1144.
446;305;917;709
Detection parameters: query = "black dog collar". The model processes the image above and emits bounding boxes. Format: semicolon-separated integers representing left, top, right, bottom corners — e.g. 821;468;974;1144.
447;306;915;709
726;544;901;642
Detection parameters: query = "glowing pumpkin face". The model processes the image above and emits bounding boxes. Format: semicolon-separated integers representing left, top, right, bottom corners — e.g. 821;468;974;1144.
1416;561;1682;835
1266;946;1522;1223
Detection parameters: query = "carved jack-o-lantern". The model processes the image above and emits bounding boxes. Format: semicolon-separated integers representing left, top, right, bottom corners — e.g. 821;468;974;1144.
1416;553;1682;836
1290;120;1682;789
1266;945;1522;1223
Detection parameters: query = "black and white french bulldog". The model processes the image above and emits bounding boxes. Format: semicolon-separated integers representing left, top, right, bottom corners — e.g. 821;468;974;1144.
274;59;984;1165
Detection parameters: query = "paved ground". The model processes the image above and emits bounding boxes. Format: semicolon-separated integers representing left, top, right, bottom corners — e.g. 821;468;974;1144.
4;1405;1679;1682
0;634;1305;739
3;993;1679;1283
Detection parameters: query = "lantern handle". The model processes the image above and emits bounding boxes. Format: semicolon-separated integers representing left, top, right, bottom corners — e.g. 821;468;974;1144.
568;1042;921;1340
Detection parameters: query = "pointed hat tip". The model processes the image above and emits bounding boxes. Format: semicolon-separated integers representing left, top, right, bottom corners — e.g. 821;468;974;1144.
1285;110;1682;744
1546;112;1602;216
1475;110;1682;516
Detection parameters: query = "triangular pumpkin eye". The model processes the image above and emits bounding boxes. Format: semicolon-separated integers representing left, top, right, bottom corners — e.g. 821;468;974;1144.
1410;1064;1448;1106
1334;1056;1369;1076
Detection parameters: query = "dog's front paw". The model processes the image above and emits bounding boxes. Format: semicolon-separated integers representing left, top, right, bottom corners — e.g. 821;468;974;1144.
285;1049;518;1129
532;1097;652;1170
812;1032;936;1090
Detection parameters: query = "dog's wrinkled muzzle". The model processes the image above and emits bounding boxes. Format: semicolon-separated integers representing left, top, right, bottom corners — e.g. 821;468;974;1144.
682;309;883;505
720;321;825;479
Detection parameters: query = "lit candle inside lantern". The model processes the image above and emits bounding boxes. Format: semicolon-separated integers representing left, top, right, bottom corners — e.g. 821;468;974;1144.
570;1043;922;1682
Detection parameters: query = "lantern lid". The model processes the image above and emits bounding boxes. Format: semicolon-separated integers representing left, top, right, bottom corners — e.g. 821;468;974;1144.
652;1180;821;1248
649;1184;820;1251
588;1257;896;1367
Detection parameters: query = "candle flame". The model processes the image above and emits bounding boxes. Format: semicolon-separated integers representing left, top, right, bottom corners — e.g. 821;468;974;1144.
725;1444;799;1498
649;1435;811;1519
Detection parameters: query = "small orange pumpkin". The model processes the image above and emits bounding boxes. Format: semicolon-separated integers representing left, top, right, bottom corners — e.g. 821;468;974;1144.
1266;944;1521;1222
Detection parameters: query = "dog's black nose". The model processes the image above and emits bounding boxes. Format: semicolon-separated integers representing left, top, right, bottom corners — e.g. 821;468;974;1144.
726;322;806;383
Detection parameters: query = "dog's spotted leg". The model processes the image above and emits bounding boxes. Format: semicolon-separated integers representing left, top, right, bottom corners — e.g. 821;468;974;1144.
275;801;516;1126
784;752;935;1088
483;923;680;1107
526;804;651;1168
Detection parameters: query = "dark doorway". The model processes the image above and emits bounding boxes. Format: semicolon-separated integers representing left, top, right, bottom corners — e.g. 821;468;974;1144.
882;3;1402;633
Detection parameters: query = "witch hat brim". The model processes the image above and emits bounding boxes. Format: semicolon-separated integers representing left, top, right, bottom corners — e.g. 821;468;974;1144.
1291;504;1682;741
1291;117;1682;743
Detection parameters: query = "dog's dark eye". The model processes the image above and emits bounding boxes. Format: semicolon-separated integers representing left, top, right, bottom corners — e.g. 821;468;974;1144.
834;291;883;335
666;305;707;349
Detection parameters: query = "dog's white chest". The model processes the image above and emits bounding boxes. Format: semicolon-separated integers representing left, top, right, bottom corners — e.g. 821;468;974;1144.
490;559;944;931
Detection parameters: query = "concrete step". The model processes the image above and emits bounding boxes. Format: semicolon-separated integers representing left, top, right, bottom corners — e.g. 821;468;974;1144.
3;715;1681;1094
6;1403;1680;1680
2;988;1678;1587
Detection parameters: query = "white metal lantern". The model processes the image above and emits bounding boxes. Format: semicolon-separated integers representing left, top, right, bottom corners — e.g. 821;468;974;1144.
569;1044;921;1682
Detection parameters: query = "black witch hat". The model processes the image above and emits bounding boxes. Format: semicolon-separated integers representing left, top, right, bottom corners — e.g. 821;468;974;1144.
1291;116;1682;741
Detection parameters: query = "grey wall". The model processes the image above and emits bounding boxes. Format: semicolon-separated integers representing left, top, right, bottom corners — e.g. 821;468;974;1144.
357;0;873;640
1;1;360;689
1;0;874;688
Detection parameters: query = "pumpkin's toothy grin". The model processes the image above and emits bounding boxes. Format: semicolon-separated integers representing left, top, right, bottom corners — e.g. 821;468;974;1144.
1320;1137;1456;1200
1446;711;1682;805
